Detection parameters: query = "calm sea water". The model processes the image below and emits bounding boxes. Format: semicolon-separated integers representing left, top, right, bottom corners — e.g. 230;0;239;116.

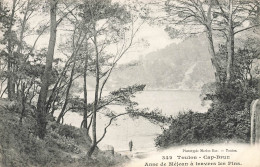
57;90;210;152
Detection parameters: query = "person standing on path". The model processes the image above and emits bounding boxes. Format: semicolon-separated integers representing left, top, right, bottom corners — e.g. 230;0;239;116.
129;140;133;152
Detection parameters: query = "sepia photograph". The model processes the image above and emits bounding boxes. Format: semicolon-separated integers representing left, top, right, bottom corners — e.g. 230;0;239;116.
0;0;260;166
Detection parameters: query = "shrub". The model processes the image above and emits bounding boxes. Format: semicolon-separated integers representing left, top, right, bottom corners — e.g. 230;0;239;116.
155;107;251;148
0;101;124;167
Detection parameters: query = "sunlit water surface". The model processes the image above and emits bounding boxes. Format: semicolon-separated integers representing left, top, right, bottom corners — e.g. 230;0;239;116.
54;90;210;152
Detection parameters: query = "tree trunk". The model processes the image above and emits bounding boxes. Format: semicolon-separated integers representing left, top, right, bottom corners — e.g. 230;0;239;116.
206;28;221;83
36;0;57;139
205;0;221;83
46;56;71;113
7;0;17;100
226;29;234;83
56;55;76;123
19;83;26;125
0;0;2;16
251;99;260;144
56;28;86;123
226;0;234;83
82;51;89;130
81;0;89;131
88;22;99;157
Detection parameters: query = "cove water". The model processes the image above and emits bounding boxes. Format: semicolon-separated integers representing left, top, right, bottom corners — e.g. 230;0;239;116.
54;90;210;153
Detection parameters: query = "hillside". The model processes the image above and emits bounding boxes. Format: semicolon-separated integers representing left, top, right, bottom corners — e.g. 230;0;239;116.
0;99;128;167
106;36;215;90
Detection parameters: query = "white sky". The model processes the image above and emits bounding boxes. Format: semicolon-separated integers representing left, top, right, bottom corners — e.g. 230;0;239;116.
115;23;178;64
8;0;178;65
24;19;177;65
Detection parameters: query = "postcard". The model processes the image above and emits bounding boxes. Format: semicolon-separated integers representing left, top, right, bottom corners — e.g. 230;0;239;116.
0;0;260;167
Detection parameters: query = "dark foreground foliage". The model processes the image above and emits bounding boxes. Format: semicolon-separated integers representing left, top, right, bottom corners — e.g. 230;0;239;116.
0;99;128;167
155;109;250;148
155;79;258;148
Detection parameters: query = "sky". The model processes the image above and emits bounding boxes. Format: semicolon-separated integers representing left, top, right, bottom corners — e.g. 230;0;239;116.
24;17;177;65
113;23;178;64
17;0;178;65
